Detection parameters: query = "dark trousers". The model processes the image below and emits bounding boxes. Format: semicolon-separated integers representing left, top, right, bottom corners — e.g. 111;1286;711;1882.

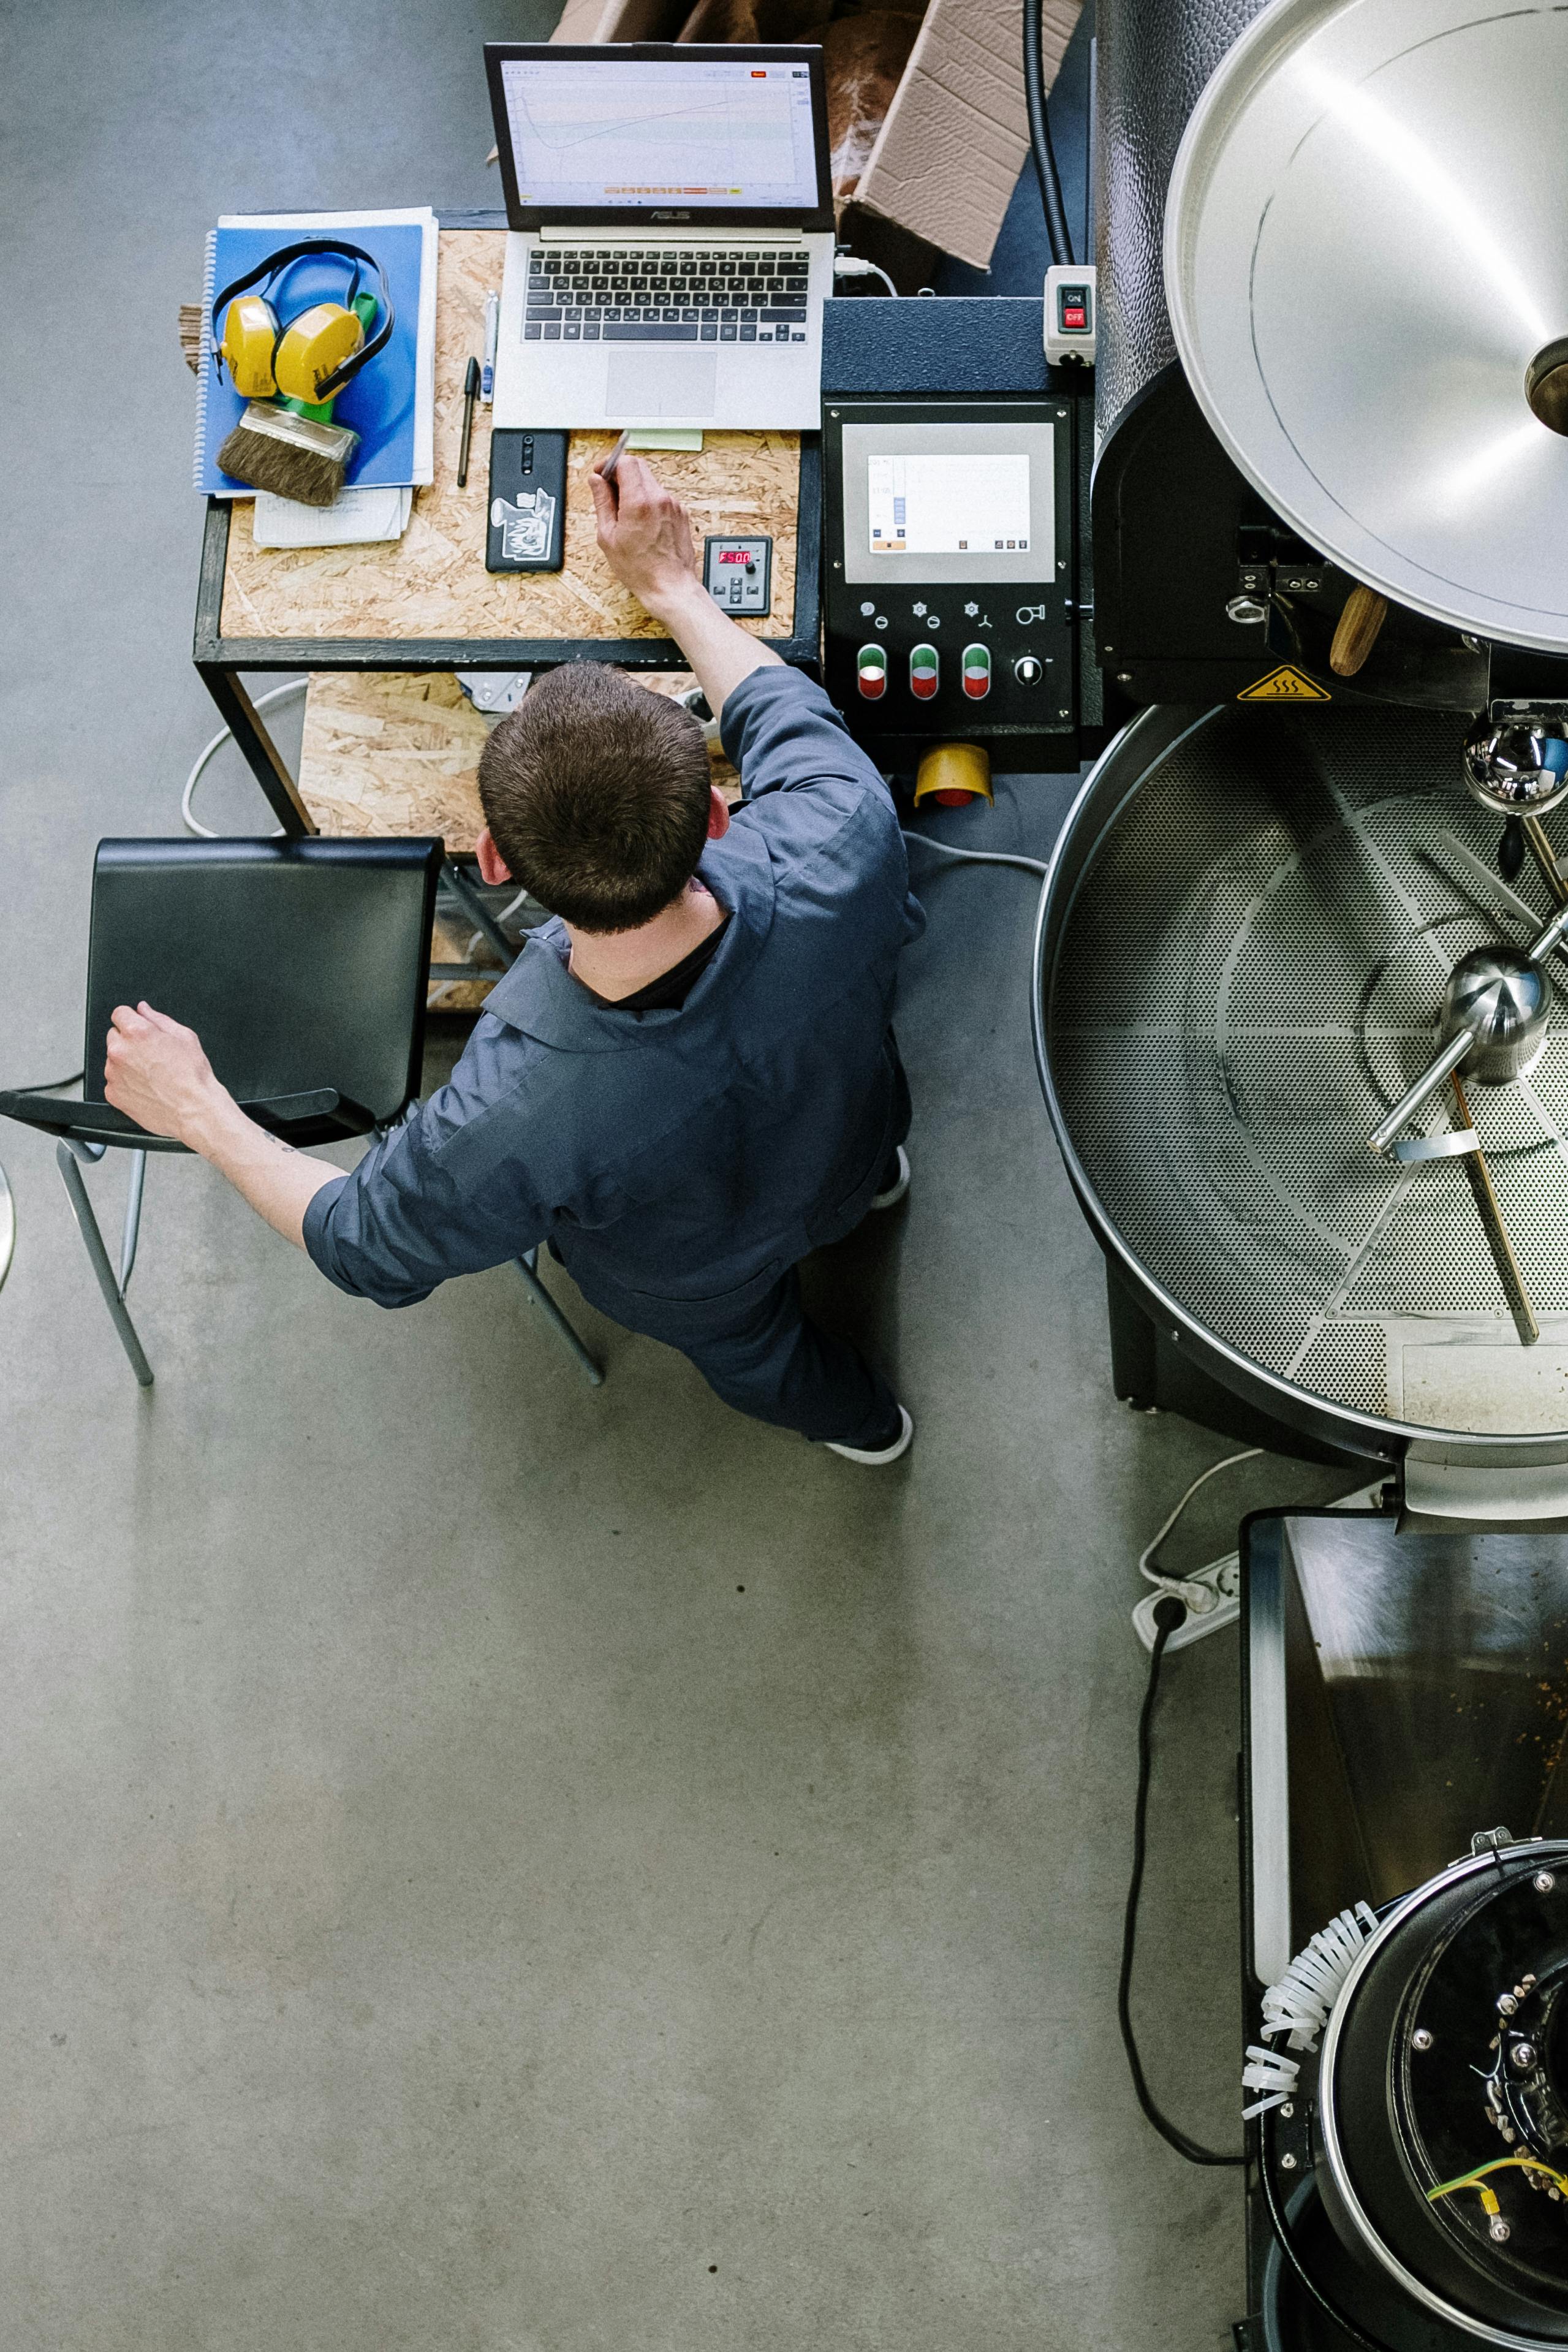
679;1267;900;1446
558;1042;910;1446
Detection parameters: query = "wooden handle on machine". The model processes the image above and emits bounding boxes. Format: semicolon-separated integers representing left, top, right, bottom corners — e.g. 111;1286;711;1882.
1330;583;1390;677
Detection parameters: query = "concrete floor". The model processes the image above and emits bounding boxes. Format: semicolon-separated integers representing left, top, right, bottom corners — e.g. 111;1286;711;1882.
1;6;1348;2345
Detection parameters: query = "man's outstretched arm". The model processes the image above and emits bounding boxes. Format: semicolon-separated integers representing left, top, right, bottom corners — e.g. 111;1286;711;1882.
589;452;784;719
103;1002;335;1249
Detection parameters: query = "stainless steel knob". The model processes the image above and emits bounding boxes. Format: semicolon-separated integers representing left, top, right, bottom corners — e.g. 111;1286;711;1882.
1441;947;1549;1084
1463;719;1568;816
1013;656;1043;686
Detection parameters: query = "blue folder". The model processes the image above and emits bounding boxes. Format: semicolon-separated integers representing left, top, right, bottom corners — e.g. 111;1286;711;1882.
196;220;426;495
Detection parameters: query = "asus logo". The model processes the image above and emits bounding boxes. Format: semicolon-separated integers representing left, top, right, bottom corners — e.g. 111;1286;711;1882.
651;210;691;220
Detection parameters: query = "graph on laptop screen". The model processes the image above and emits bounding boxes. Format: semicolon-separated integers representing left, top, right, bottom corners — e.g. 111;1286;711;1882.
499;57;820;211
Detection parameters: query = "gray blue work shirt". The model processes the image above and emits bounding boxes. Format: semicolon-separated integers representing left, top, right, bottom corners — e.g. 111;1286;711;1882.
302;664;925;1325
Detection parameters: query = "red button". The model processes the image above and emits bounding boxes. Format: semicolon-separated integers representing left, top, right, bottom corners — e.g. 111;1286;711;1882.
1063;306;1086;329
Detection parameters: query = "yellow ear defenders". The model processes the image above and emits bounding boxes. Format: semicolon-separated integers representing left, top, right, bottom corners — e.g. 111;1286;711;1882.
212;239;395;410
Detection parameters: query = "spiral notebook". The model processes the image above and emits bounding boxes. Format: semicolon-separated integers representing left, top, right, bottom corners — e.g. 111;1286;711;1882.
194;207;438;498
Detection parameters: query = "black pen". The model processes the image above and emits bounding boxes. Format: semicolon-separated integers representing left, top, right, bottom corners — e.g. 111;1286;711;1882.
457;357;480;488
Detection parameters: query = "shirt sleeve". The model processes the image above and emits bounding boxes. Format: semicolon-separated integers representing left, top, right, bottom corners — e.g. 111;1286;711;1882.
719;662;895;809
301;1047;552;1308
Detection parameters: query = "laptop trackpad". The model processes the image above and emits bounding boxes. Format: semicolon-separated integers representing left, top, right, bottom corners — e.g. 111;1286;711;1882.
605;349;718;420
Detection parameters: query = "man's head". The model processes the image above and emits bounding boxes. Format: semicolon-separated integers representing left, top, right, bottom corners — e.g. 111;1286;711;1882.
477;666;723;933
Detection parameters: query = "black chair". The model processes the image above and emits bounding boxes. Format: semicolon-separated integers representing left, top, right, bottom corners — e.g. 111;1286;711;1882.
0;838;600;1389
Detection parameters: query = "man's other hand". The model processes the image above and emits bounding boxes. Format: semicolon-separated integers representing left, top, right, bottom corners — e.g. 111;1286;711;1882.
590;453;701;615
104;1003;230;1144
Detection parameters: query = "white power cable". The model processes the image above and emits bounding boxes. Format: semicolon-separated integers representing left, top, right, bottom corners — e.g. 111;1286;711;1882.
181;678;307;837
903;833;1049;878
1138;1447;1261;1607
833;254;900;298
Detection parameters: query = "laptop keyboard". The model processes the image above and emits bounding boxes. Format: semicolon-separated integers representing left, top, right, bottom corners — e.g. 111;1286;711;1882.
524;248;811;347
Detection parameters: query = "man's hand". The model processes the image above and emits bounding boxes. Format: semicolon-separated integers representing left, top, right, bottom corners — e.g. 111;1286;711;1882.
589;452;702;617
104;1001;337;1251
590;450;782;719
104;1003;233;1146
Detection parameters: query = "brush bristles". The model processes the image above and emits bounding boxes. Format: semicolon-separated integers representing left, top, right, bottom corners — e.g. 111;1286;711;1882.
216;403;359;507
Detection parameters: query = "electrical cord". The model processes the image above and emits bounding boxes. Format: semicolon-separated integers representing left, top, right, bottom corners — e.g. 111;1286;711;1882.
182;678;305;836
902;831;1049;878
833;254;899;297
1137;1446;1261;1617
1023;0;1075;269
1118;1594;1247;2167
1120;1630;1390;2331
8;1069;85;1094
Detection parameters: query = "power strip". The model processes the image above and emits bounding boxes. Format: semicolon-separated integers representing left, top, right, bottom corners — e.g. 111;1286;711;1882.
1132;1554;1241;1654
1131;1482;1387;1652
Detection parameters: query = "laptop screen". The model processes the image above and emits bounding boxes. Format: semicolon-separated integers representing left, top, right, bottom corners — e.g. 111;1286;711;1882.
486;44;834;230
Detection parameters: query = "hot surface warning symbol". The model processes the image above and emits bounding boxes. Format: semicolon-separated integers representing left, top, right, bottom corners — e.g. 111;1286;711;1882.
1237;666;1331;702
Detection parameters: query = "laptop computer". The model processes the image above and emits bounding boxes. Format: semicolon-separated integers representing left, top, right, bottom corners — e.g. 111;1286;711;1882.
483;42;835;431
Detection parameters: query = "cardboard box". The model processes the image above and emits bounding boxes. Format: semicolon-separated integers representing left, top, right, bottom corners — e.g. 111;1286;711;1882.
548;0;1082;278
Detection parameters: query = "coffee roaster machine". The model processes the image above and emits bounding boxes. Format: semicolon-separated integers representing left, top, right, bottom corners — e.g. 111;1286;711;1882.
1029;1;1568;2342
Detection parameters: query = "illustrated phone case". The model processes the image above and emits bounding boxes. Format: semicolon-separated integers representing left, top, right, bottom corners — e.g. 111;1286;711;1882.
487;430;566;573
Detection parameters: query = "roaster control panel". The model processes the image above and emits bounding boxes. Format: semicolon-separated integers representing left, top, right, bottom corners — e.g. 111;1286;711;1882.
822;398;1077;762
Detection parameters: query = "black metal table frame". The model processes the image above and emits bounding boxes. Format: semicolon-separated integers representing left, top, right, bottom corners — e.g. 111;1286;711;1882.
191;444;824;845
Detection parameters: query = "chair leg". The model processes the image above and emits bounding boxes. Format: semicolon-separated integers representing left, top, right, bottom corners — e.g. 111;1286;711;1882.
443;859;518;969
56;1142;154;1387
0;1159;14;1295
120;1149;147;1292
515;1248;603;1387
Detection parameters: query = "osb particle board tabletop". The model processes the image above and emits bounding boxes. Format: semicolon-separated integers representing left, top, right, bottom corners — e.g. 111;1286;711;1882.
218;231;801;647
297;668;738;857
299;669;742;1009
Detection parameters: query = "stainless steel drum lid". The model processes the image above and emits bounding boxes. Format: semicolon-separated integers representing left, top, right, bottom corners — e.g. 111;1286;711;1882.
1163;0;1568;654
1039;705;1568;1454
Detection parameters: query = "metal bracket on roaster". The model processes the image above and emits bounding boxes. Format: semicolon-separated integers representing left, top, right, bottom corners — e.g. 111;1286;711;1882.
1392;1128;1480;1163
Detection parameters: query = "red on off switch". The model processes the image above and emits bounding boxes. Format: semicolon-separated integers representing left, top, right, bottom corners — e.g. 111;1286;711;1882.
857;644;887;699
961;643;991;699
909;643;939;699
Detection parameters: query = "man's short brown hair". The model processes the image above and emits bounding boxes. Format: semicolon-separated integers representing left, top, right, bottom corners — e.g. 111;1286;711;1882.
477;666;713;933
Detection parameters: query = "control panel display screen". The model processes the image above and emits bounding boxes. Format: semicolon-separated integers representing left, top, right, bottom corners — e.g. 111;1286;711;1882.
867;454;1030;557
840;420;1056;586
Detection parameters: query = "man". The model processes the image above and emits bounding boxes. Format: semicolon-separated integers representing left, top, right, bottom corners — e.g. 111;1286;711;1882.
105;456;923;1462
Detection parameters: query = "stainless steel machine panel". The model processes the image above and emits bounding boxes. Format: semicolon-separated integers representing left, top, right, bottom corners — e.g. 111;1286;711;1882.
1040;705;1568;1458
1165;0;1568;654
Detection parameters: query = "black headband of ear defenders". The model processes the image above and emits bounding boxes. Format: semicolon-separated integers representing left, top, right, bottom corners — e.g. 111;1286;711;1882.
211;238;397;400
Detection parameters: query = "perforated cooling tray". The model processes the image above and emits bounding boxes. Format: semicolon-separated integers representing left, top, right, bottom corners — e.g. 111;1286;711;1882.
1045;706;1568;1437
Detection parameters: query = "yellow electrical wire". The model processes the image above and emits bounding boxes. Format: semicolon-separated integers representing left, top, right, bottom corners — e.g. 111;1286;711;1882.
1428;2156;1568;2204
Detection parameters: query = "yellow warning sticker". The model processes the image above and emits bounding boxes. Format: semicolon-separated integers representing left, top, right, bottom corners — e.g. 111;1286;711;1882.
1237;665;1331;702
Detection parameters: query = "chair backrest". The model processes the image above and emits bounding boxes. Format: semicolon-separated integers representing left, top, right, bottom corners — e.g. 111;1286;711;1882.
83;838;443;1124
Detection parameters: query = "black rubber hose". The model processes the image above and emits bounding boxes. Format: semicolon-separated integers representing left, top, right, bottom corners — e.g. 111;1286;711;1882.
1117;1595;1246;2166
1023;0;1075;270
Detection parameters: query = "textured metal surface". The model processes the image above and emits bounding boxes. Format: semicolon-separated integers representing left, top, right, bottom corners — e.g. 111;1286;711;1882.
1094;0;1271;441
820;298;1050;396
1045;706;1568;1438
1165;0;1568;653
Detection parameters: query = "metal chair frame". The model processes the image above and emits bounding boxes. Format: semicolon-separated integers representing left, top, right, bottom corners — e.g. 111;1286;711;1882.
47;1131;601;1392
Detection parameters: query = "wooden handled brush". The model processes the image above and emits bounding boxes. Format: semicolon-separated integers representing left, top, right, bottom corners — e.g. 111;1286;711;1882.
214;292;376;506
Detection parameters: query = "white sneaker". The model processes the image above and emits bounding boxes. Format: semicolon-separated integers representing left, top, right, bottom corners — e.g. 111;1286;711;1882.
870;1146;911;1210
825;1406;915;1465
